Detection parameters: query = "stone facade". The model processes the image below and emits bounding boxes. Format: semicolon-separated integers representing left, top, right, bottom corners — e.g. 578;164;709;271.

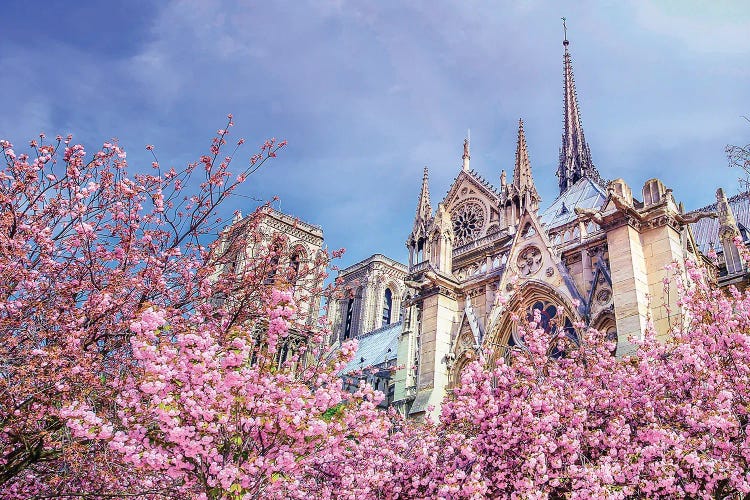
389;34;749;420
327;254;408;405
329;254;408;342
215;206;325;326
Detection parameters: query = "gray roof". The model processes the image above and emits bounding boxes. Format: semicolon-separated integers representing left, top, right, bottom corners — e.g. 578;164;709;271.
342;321;402;374
409;389;434;415
539;177;608;229
689;191;750;254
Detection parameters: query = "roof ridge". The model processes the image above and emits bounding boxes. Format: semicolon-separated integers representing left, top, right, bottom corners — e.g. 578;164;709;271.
688;190;750;214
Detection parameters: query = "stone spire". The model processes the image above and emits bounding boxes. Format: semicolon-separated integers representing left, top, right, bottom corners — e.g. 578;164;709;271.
415;166;432;221
513;119;537;193
407;167;433;267
462;134;470;171
717;188;740;239
556;20;603;194
500;119;540;226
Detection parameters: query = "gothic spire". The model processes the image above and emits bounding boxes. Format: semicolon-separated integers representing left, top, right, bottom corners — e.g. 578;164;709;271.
407;167;434;267
717;188;740;239
557;19;603;194
509;118;540;213
415;166;432;222
513;119;537;193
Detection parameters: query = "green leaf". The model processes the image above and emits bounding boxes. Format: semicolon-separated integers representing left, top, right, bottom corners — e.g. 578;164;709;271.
321;402;345;422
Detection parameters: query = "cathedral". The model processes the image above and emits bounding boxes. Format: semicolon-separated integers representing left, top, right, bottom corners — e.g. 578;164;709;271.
328;32;750;420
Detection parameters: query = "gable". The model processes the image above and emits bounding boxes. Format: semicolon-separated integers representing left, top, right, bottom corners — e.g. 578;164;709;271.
494;209;586;321
441;170;503;244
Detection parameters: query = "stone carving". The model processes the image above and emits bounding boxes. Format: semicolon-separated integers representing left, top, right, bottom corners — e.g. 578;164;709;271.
574;206;604;225
517;246;543;277
596;288;612;304
675;211;717;224
451;201;485;244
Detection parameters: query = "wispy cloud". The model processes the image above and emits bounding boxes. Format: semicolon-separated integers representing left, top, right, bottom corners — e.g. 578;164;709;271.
1;0;748;268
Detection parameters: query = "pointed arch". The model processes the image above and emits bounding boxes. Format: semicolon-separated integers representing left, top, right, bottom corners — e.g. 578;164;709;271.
591;309;618;354
484;280;581;364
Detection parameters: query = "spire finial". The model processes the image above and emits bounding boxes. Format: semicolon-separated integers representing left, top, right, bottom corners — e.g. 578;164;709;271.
462;132;470;171
562;17;568;46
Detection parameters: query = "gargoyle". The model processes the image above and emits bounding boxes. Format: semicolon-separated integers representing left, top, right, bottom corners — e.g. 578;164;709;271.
404;270;438;289
675;211;717;224
574;206;604;225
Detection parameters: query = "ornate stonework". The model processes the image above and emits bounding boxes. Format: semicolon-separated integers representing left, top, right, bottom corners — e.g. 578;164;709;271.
329;30;750;421
451;200;486;244
329;254;407;342
517;246;543;277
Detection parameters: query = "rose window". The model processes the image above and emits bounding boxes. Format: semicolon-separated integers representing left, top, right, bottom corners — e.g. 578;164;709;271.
451;202;485;244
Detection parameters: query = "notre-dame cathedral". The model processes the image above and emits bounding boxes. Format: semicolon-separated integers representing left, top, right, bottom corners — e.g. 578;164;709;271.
325;33;750;420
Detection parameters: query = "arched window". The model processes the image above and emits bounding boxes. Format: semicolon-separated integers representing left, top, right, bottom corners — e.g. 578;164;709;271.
382;288;393;327
288;249;303;290
265;243;281;284
526;300;577;358
506;300;578;358
344;297;355;340
289;252;300;277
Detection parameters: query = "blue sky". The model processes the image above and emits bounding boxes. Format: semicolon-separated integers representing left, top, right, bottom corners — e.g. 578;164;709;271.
2;1;749;269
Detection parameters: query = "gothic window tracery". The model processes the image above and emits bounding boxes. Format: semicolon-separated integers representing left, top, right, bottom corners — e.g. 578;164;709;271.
517;246;543;277
451;201;485;244
504;299;579;359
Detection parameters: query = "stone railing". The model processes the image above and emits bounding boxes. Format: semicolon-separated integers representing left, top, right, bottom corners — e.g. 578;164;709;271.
453;230;508;257
409;261;430;274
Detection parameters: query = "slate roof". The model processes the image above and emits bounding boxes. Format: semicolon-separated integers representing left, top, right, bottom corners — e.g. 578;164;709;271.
689;191;750;254
342;321;402;374
539;177;608;229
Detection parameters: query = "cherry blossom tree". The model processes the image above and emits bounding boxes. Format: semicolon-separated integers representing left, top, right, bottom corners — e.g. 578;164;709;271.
381;259;750;499
0;119;290;496
5;117;750;499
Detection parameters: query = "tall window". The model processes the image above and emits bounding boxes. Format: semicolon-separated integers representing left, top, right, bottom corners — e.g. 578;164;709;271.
265;244;281;284
344;298;355;340
289;251;301;289
509;300;577;358
289;252;300;276
382;288;392;327
724;240;743;275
